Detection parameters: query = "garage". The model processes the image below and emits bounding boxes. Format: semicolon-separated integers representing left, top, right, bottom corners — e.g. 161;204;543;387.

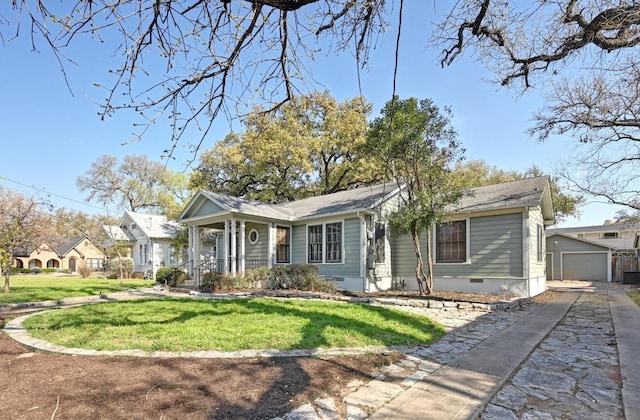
561;252;609;281
546;233;613;282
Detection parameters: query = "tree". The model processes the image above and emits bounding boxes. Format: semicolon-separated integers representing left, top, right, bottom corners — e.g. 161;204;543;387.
76;154;191;215
190;92;381;202
452;160;584;223
367;97;465;295
434;1;640;210
5;1;390;161
0;186;49;293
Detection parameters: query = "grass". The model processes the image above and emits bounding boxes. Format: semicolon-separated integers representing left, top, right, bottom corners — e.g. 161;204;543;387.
628;290;640;307
23;298;446;352
0;275;154;304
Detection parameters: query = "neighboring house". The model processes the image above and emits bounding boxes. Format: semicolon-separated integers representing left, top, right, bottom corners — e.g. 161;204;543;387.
177;176;554;297
13;236;106;273
98;211;188;279
545;233;614;282
547;224;639;253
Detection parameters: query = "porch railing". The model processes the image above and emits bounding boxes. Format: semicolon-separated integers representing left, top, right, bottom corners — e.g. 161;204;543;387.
191;259;270;289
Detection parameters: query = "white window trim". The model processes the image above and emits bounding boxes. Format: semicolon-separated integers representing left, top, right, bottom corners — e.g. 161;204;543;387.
306;220;345;264
432;218;471;265
248;228;259;245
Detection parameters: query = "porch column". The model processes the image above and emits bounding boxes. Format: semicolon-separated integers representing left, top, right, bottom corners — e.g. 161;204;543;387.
267;223;274;268
193;227;201;269
223;220;230;274
188;226;195;275
239;220;246;274
230;219;237;275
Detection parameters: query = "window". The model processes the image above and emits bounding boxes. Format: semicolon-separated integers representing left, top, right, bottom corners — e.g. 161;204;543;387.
603;232;618;239
374;222;386;263
436;221;467;263
308;225;323;263
86;258;103;270
537;224;544;262
326;222;342;263
248;228;259;244
307;221;343;264
276;226;290;263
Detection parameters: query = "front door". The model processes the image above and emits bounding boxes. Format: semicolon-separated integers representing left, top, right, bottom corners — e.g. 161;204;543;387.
69;258;77;273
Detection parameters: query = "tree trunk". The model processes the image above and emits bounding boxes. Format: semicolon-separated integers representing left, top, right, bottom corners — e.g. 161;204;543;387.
4;267;10;293
425;227;434;294
411;229;431;295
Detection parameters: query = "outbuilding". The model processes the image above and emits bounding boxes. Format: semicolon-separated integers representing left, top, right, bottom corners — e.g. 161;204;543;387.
546;233;614;282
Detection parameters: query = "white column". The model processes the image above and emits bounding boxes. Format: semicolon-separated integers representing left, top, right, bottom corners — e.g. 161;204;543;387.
230;219;237;275
193;227;201;269
267;223;274;268
239;220;246;274
188;226;195;275
223;220;230;274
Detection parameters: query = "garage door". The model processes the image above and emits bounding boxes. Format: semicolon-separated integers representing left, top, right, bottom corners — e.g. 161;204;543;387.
562;253;608;281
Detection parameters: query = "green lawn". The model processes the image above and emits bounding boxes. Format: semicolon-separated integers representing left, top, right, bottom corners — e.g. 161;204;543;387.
23;298;446;352
0;276;154;304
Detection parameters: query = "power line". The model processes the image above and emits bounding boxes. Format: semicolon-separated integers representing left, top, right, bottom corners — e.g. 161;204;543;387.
0;175;107;212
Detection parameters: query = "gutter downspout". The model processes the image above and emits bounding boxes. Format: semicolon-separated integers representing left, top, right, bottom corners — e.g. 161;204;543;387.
523;206;530;297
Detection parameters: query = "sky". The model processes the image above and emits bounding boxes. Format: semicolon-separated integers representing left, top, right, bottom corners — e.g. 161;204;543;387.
0;3;627;226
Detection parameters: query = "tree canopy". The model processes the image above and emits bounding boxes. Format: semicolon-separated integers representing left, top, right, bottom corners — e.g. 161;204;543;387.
189;92;382;202
76;154;192;217
367;97;465;295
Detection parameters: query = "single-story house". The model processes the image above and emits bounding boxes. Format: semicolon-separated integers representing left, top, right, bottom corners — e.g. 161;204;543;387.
547;223;639;253
545;233;614;282
98;211;187;279
13;236;106;273
177;176;554;298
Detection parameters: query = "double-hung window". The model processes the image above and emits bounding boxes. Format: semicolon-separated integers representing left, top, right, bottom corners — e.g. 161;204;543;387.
276;226;290;263
307;221;343;264
436;221;467;263
537;224;544;262
308;225;323;263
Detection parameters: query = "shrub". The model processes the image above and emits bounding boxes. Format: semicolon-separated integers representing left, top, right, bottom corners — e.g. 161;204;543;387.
42;268;57;274
77;262;92;278
30;267;42;274
200;272;222;292
156;266;188;287
244;267;271;289
104;257;134;279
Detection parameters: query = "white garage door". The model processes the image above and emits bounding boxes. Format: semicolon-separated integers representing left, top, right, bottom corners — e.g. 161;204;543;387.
562;253;608;281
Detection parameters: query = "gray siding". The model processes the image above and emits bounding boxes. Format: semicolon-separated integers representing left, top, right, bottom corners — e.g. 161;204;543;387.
391;212;524;280
289;218;361;278
545;235;610;281
244;223;269;261
194;200;225;217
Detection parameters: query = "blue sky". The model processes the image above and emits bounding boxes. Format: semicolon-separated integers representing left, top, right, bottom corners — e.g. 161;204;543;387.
0;3;626;226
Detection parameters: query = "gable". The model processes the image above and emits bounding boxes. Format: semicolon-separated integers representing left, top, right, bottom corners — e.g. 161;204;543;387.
546;233;613;252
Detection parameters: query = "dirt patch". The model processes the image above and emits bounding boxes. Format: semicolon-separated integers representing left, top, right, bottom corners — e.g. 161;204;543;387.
0;331;402;419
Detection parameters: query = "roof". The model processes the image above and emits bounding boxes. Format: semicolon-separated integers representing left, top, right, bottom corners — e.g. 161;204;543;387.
100;225;134;241
546;232;616;250
550;223;639;235
180;177;551;224
52;237;86;255
281;182;400;220
123;211;180;239
454;176;554;221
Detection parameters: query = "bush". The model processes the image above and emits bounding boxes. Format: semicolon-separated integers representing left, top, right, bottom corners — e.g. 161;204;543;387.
244;267;271;289
30;267;42;274
156;266;188;287
104;257;134;279
77;262;92;278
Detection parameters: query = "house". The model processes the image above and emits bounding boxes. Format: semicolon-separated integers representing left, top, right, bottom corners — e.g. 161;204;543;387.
97;211;191;279
177;176;554;297
547;224;639;253
545;233;614;282
13;236;106;273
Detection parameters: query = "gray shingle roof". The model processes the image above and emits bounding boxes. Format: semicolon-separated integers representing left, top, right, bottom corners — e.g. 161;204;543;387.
454;176;551;214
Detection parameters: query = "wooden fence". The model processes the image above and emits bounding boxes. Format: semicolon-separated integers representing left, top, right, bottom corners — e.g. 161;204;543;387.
612;255;640;282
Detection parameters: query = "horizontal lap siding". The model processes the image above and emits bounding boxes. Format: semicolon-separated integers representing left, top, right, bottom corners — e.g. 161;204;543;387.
460;213;523;278
290;218;361;278
245;223;269;261
390;212;523;279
